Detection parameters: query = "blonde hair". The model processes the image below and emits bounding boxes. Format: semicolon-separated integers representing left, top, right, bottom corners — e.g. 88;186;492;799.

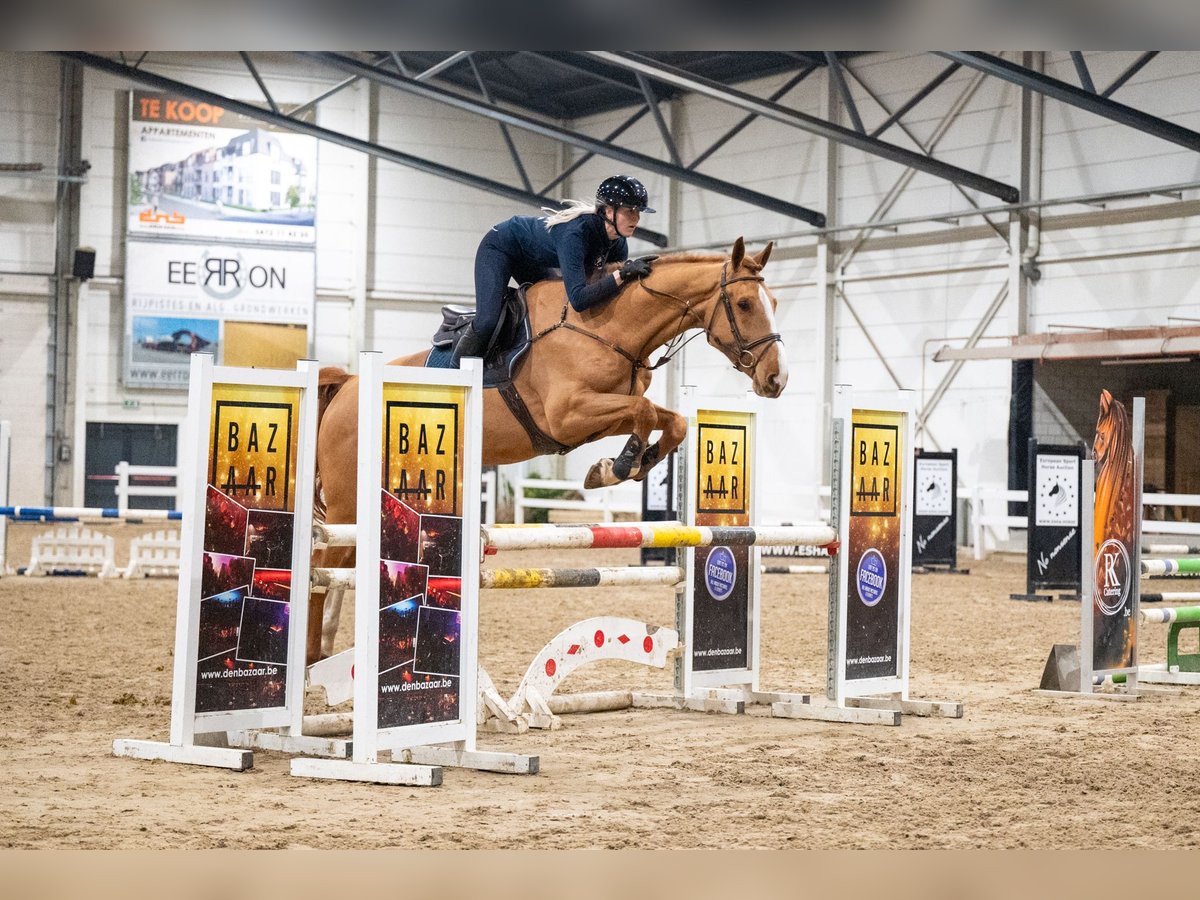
542;199;597;230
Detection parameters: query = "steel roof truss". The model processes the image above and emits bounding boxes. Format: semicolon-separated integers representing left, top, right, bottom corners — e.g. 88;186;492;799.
588;50;1019;204
824;52;865;134
635;72;682;167
842;64;1007;247
870;62;960;139
939;51;1200;153
687;64;819;171
1103;52;1158;99
468;55;533;193
540;107;652;196
1069;52;1097;94
308;51;827;227
239;52;280;115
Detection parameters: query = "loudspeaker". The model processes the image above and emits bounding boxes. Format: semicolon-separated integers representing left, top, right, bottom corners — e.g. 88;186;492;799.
72;246;96;282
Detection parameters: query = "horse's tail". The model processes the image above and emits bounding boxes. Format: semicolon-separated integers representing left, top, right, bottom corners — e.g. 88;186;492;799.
313;366;353;522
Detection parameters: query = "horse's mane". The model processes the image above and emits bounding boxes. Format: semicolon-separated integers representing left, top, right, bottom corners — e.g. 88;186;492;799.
602;250;765;275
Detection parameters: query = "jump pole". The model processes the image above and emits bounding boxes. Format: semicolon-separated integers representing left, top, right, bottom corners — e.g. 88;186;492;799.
112;354;334;770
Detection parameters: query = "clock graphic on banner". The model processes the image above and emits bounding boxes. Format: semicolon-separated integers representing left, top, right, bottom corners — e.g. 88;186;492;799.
1035;454;1079;527
646;460;672;512
915;458;953;517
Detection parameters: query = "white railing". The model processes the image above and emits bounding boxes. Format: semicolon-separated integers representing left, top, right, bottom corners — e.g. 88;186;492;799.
481;470;496;526
114;462;181;513
964;486;1200;560
513;477;641;525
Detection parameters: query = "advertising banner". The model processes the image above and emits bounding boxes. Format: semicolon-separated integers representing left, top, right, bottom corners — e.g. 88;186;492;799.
1024;441;1084;597
846;408;904;681
691;409;752;673
125;239;313;388
912;450;957;569
194;382;301;715
128;90;317;245
1090;391;1141;673
376;383;467;730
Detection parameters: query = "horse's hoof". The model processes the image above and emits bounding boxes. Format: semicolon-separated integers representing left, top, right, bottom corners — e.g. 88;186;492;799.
584;459;617;489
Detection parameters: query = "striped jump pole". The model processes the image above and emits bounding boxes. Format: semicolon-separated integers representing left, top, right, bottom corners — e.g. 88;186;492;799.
1140;593;1200;604
1141;558;1200;577
1140;605;1200;624
314;565;686;591
481;566;684;590
761;564;827;575
314;521;839;554
479;522;839;553
1143;544;1200;556
1;505;182;521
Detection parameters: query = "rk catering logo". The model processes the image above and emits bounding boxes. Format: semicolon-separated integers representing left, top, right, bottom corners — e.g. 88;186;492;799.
1095;538;1132;616
166;252;288;300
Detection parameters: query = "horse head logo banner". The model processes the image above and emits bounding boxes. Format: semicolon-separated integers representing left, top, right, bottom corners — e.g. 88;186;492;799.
1091;389;1140;672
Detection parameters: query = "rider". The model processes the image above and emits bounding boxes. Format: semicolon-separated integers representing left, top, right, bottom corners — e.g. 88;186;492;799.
452;175;659;366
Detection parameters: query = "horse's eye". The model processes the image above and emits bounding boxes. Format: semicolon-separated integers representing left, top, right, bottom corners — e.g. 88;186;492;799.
737;299;751;312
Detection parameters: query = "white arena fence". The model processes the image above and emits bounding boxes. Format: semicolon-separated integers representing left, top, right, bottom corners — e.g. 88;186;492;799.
964;486;1200;560
512;477;640;524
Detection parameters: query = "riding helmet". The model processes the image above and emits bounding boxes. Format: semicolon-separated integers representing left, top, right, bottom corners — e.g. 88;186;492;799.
596;175;656;213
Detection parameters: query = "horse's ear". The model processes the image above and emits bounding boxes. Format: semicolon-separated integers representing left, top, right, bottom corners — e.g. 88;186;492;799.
753;241;774;270
731;236;746;269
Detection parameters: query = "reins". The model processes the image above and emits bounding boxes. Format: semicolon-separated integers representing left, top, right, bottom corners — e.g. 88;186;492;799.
531;262;783;393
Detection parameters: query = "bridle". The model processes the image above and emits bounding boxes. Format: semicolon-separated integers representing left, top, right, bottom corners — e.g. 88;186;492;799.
706;263;784;371
535;261;783;393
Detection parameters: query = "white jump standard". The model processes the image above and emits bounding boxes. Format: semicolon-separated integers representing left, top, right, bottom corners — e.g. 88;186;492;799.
292;354;536;785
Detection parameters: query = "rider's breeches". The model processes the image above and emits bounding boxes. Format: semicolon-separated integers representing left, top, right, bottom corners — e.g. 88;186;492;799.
473;233;516;337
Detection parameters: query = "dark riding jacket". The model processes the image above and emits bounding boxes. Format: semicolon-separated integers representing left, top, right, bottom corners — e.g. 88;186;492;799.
491;214;629;312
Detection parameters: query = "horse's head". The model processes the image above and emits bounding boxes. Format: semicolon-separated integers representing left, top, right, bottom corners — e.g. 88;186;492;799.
1093;388;1129;469
704;237;788;398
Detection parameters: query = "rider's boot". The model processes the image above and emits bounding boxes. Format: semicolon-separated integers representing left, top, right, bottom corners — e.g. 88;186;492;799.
451;322;489;368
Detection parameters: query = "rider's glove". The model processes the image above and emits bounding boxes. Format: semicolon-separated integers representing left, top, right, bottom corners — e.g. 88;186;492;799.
618;255;658;281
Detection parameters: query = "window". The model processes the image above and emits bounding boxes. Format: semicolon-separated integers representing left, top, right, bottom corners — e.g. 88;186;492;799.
270;192;281;206
271;170;281;185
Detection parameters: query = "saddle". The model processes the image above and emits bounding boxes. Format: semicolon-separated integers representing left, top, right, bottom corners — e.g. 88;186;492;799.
431;285;532;388
429;286;572;456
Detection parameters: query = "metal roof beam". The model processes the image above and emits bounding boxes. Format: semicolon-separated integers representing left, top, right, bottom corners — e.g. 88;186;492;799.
870;62;960;139
1069;52;1096;94
53;51;670;247
588;51;1018;204
688;64;818;170
940;51;1200;153
467;55;533;193
238;52;279;115
1103;51;1158;98
307;51;827;227
539;107;651;196
635;73;681;167
824;52;865;134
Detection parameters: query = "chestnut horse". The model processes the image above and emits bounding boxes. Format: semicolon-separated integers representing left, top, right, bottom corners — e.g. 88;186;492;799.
307;237;787;663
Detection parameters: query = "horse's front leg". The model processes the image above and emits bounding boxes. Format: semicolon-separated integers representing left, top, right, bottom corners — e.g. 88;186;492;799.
631;404;687;481
546;393;660;489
